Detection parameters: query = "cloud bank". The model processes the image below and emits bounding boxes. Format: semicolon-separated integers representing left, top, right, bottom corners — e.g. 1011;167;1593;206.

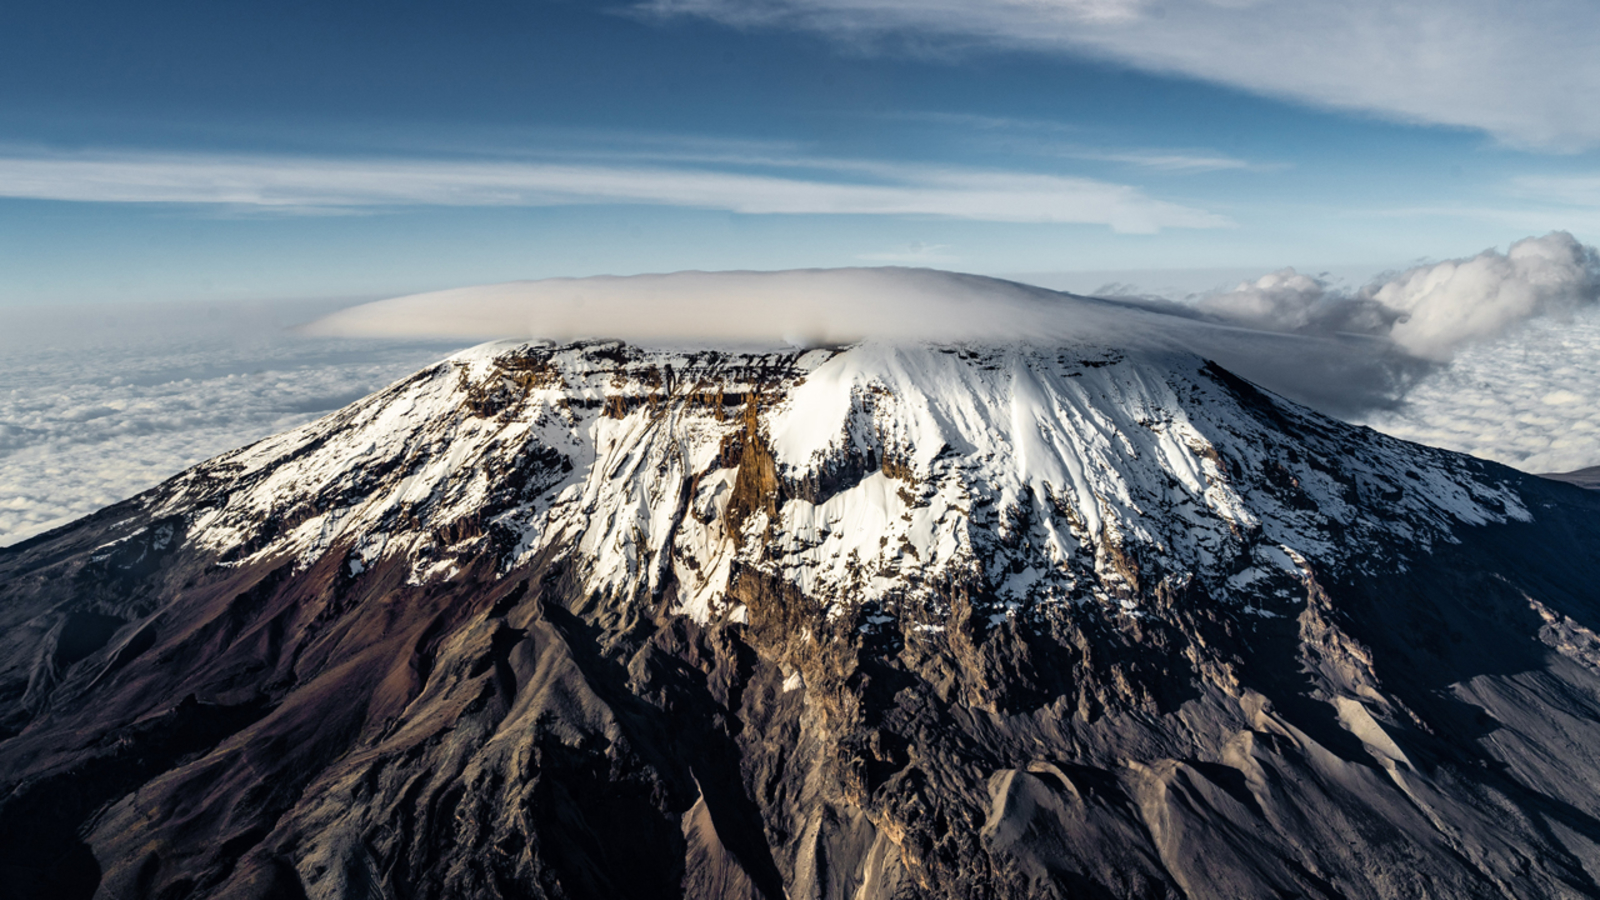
300;265;1417;416
307;232;1600;422
639;0;1600;149
9;235;1599;544
0;151;1225;232
0;302;462;546
305;267;1140;346
1360;303;1600;475
1192;232;1600;361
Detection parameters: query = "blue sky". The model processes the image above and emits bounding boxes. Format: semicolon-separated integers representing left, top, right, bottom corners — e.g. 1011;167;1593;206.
3;0;1599;306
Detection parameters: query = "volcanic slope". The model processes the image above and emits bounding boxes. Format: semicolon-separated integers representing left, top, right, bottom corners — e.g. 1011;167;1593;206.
2;339;1600;900
1546;465;1600;491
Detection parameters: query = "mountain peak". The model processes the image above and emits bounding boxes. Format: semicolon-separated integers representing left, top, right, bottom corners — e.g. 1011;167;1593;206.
1;338;1596;900
156;339;1526;627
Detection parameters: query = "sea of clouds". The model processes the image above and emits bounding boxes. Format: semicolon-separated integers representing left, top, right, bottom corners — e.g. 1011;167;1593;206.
0;301;463;545
1187;232;1600;473
3;233;1597;546
1358;307;1600;475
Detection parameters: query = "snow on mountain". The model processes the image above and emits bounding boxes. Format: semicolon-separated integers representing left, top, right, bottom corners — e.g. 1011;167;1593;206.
140;337;1529;636
6;326;1598;900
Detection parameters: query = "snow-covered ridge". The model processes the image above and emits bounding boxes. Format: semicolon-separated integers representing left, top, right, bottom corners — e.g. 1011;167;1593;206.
146;338;1529;630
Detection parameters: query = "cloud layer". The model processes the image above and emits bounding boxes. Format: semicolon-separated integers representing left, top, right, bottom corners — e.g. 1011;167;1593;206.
8;237;1600;545
0;302;461;545
1361;304;1600;475
304;267;1137;345
0;152;1225;232
307;232;1600;421
640;0;1600;149
1192;232;1600;361
301;265;1427;416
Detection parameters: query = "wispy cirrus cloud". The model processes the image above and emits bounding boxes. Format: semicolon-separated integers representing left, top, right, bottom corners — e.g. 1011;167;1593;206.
855;241;957;263
879;111;1275;173
1510;174;1600;209
638;0;1600;150
1075;150;1264;173
0;150;1227;233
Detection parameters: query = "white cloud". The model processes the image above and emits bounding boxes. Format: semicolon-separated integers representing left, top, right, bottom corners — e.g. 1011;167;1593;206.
303;267;1142;345
0;151;1227;232
1193;233;1600;361
1196;268;1331;331
640;0;1600;149
1360;303;1600;474
1075;151;1262;173
1375;232;1600;360
304;253;1600;456
1511;174;1600;209
880;112;1272;173
1174;232;1600;471
300;266;1431;416
7;250;1599;545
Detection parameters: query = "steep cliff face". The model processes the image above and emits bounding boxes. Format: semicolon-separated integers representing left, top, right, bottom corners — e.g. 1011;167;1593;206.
2;339;1599;900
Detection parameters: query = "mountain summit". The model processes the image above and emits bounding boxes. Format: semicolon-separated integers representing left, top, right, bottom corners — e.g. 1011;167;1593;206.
2;338;1599;899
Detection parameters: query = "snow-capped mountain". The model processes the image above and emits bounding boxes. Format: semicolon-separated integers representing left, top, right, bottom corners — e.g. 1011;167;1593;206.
164;339;1523;624
1;337;1598;900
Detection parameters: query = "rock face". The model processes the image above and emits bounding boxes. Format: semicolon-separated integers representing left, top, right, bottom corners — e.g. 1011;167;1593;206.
2;338;1599;900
